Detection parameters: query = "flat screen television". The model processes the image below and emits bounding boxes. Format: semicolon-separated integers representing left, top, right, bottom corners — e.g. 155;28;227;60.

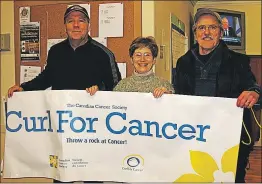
208;8;246;51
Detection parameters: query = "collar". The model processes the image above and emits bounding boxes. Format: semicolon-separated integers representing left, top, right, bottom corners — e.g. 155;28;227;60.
191;40;230;58
67;35;92;49
133;69;154;77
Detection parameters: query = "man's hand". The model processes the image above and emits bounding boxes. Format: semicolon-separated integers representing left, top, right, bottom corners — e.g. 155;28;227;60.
153;87;171;98
86;85;99;96
8;85;23;98
237;91;259;108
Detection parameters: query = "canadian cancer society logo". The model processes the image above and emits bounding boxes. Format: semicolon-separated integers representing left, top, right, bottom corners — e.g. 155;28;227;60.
122;154;144;172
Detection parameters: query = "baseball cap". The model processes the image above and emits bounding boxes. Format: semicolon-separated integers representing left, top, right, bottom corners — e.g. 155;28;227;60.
64;5;90;23
194;8;222;24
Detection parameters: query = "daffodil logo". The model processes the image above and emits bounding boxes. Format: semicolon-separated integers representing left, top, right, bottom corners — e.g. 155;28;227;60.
174;145;239;183
49;155;58;168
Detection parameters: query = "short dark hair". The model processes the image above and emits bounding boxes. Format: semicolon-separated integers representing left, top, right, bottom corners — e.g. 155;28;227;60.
129;36;158;58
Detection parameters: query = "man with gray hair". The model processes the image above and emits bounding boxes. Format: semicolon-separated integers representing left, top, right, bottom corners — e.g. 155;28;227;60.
174;8;261;182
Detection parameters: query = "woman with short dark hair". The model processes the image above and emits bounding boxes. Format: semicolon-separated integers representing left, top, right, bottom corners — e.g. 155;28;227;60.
113;36;174;98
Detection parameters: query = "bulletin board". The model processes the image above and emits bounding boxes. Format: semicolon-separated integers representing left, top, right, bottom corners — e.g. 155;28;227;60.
14;1;142;85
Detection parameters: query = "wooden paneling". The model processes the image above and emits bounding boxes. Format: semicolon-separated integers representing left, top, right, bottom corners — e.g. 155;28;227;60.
250;55;262;86
249;55;262;145
246;146;262;182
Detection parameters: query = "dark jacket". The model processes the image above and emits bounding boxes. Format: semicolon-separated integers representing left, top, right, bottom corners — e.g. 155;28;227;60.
174;41;260;98
21;36;121;91
174;40;260;143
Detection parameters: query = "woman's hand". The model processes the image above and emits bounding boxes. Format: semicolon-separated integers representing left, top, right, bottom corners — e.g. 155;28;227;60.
86;85;99;96
153;87;171;98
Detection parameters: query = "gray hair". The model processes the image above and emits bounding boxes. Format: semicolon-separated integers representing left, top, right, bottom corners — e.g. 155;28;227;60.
192;8;223;33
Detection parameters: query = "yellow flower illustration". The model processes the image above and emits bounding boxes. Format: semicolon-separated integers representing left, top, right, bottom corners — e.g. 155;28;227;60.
49;155;58;168
174;145;239;183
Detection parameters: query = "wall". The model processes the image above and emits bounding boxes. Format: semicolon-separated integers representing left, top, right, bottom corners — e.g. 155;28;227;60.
142;1;155;37
0;0;14;147
195;1;262;55
1;1;15;128
1;2;51;179
142;1;194;81
1;1;16;182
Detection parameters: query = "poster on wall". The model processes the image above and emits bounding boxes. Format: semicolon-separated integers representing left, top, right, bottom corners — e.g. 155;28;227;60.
19;7;30;23
47;39;64;56
99;3;123;37
170;14;188;68
20;65;41;84
117;62;126;79
20;22;40;61
93;37;107;47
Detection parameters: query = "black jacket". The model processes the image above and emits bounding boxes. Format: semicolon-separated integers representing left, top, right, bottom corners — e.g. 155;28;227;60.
174;40;261;143
21;36;121;91
174;41;260;98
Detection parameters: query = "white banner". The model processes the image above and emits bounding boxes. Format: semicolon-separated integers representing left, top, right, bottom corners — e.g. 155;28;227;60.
4;91;243;182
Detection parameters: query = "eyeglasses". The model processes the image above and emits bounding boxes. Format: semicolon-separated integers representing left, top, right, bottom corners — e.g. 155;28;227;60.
196;25;219;32
133;52;153;60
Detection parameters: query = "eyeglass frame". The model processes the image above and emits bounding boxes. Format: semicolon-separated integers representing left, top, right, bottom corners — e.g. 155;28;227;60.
132;52;153;60
195;24;220;33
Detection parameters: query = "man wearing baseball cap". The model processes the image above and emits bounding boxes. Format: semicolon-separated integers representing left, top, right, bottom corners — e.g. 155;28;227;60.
8;4;121;98
64;4;90;23
174;8;261;183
